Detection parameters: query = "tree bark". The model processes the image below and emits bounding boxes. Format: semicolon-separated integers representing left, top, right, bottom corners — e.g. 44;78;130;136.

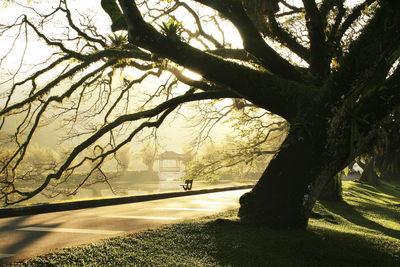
318;174;343;201
238;97;354;228
238;128;321;228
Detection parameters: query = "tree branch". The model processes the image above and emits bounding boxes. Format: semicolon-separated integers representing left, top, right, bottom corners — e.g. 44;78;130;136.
117;0;307;120
192;0;303;81
354;67;400;135
302;0;330;79
329;3;400;103
335;0;377;44
266;14;310;62
5;89;236;204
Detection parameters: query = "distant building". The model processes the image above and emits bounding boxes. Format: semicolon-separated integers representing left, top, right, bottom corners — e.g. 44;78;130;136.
156;151;184;173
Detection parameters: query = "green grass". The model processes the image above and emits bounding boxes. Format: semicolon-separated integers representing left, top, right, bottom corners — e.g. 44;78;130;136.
7;181;400;266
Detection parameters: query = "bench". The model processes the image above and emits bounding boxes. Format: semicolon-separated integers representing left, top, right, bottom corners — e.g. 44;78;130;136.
181;179;193;191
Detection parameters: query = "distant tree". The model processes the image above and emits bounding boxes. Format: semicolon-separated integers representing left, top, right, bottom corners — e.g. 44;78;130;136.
0;144;63;201
374;108;400;183
139;142;157;171
115;146;131;174
357;156;380;186
356;106;400;185
181;143;195;167
0;0;399;229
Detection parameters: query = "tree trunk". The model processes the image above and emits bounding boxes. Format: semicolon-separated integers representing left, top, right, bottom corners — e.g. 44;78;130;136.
238;130;322;229
318;173;343;201
359;159;380;186
377;153;400;182
238;102;354;228
376;129;400;182
381;167;400;182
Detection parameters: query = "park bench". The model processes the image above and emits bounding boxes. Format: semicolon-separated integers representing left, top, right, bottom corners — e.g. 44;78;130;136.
181;179;193;191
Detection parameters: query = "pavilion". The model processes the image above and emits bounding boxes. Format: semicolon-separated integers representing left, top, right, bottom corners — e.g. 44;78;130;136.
156;151;184;173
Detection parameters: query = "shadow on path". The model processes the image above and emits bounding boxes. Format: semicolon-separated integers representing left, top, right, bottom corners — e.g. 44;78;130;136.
0;215;61;264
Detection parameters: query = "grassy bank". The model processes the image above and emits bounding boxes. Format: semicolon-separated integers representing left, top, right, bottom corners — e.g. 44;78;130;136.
8;181;400;266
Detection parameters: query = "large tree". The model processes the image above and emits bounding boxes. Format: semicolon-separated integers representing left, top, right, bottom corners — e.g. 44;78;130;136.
0;0;399;229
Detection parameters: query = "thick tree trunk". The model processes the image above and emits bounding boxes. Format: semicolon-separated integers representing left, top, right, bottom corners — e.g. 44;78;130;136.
238;130;322;229
238;100;354;228
318;174;343;201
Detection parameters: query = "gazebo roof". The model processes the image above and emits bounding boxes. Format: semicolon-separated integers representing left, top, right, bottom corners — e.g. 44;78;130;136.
156;151;183;160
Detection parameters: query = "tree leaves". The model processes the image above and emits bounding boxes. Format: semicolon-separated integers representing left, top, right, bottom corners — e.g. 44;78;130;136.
159;18;183;40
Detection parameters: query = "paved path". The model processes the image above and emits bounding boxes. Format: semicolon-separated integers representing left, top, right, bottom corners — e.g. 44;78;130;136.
0;189;249;264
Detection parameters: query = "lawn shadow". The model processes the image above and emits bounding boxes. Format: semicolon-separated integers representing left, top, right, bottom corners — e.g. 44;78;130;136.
321;200;400;240
7;210;400;266
346;182;400;204
198;217;399;267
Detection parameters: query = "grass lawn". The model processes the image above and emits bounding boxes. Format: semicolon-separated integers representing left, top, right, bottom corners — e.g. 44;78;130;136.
7;181;400;266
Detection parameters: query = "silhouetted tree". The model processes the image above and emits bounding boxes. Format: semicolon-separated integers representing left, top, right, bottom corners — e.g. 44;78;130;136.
0;0;399;229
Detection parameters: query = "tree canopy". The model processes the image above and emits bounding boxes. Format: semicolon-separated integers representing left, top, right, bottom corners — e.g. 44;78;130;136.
0;0;399;228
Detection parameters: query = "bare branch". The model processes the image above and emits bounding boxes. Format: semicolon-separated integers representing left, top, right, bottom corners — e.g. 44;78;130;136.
3;88;236;204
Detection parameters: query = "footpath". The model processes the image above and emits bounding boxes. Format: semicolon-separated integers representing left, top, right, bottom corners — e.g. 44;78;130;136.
0;186;252;263
0;185;253;218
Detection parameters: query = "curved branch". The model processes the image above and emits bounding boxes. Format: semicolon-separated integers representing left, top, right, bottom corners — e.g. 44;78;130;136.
266;14;310;62
279;0;303;12
61;4;107;47
0;61;115;177
7;89;236;204
177;1;223;49
24;16;84;60
118;0;308;120
101;0;127;31
192;0;303;81
0;46;152;117
0;56;71;115
151;1;224;49
207;48;258;62
1;58;98;117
